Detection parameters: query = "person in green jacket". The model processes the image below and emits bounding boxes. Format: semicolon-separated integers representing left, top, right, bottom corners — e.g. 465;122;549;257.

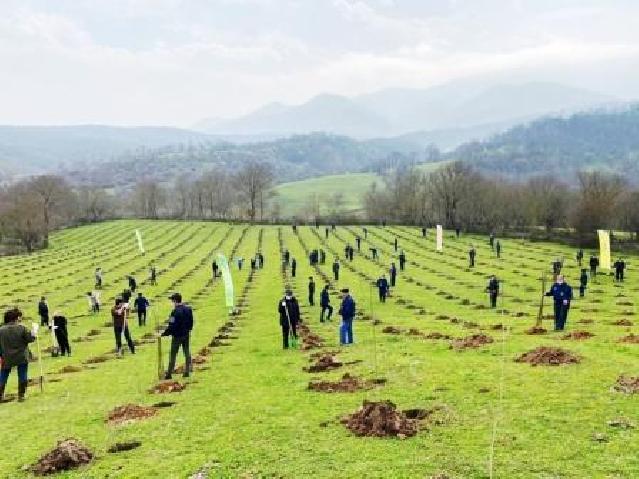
0;308;36;402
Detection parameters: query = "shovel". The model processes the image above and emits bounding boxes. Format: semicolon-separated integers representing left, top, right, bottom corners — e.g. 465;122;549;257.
283;301;299;349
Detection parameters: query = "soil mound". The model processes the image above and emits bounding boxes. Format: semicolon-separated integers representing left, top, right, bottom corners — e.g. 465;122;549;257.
612;319;633;326
31;439;93;476
525;326;547;335
84;356;109;364
425;332;452;340
613;375;639;394
107;404;157;425
406;328;423;336
562;331;594;340
382;326;402;334
619;334;639;344
308;373;371;393
515;347;580;366
58;365;83;374
149;381;186;394
450;334;494;350
305;354;343;373
342;400;418;438
107;441;141;453
86;329;101;336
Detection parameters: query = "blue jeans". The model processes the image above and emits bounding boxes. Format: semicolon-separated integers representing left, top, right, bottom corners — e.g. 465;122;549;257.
0;363;28;384
554;302;570;330
340;318;354;344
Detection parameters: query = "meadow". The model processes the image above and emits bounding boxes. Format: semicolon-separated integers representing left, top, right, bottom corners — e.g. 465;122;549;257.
0;220;637;479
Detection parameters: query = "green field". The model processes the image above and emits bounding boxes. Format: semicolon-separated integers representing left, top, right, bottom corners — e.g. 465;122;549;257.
1;221;638;478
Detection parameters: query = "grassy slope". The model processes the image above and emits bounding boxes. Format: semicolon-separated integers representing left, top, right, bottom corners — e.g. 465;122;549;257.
0;222;638;478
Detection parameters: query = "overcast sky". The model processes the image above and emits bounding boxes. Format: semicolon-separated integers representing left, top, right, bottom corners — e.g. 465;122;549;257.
1;0;639;126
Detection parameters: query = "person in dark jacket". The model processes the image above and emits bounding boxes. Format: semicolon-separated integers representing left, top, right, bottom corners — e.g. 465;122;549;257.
122;288;132;304
455;227;460;239
212;261;219;278
291;258;297;277
95;268;103;289
356;236;361;251
394;237;398;252
325;227;329;239
576;249;584;267
134;292;149;327
149;265;157;285
258;252;264;268
422;227;427;237
614;258;626;282
377;275;389;303
398;252;406;271
0;308;36;402
545;275;573;331
486;276;499;308
338;289;356;345
38;297;49;327
552;258;563;277
319;249;326;264
333;260;340;281
162;293;194;379
389;263;397;288
469;247;476;268
52;311;71;357
308;277;315;306
363;227;368;239
579;269;588;297
495;241;502;259
320;285;333;322
111;298;135;356
284;250;290;266
128;275;137;293
489;233;495;250
278;290;300;349
590;255;599;278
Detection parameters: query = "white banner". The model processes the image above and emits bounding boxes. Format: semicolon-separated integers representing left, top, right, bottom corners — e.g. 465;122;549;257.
436;225;443;252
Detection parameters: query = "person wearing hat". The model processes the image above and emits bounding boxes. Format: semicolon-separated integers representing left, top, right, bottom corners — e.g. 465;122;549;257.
162;293;194;379
52;310;71;357
278;289;300;349
0;308;36;402
545;275;573;331
111;298;135;356
338;288;356;345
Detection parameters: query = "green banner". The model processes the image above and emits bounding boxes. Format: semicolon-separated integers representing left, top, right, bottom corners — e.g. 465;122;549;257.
217;253;235;311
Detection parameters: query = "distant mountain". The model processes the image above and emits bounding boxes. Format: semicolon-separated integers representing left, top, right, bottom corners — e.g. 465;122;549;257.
195;81;614;139
449;104;639;182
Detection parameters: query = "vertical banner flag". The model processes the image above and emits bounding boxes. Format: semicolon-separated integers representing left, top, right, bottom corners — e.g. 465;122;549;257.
217;253;235;312
135;229;145;254
436;225;443;252
598;230;611;270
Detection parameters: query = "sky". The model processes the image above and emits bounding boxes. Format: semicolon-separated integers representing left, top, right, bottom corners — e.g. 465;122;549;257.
1;0;639;126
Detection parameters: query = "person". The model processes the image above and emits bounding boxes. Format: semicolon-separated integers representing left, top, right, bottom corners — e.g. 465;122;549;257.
237;257;244;270
370;247;378;260
399;251;406;271
496;241;502;259
38;296;49;327
284;250;290;266
292;224;297;233
111;298;135;356
552;258;562;276
291;258;297;277
250;258;257;270
52;311;71;357
489;233;495;250
469;247;476;268
455;227;460;239
389;263;397;288
545;275;573;331
579;269;588;297
95;268;103;289
344;244;350;259
319;249;326;264
356;236;361;251
486;276;499;308
422;227;427;237
576;249;584;267
0;308;36;402
331;224;336;231
212;261;219;278
128;275;137;293
614;258;626;282
377;275;389;303
363;227;368;239
320;285;333;322
394;237;398;252
258;252;264;269
87;292;100;313
278;289;300;349
338;289;356;345
134;292;149;327
333;259;340;281
308;277;315;306
162;293;194;379
348;245;354;262
149;265;157;285
590;255;599;278
325;227;329;239
122;288;132;304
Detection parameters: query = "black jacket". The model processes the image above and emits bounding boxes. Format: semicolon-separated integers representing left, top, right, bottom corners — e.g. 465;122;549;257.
278;297;300;326
38;301;49;317
162;304;194;337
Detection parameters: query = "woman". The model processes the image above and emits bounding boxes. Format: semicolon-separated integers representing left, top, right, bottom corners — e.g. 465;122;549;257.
0;308;36;402
111;298;135;356
52;311;71;357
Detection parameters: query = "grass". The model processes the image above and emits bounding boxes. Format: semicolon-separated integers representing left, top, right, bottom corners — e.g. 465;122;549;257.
0;220;638;478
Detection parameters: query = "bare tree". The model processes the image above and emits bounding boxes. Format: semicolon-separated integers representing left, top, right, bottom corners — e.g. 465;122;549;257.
133;180;166;219
524;176;570;232
573;171;626;237
27;175;73;246
233;162;274;222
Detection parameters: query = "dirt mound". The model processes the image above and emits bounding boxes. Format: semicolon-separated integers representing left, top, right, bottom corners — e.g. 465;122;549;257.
525;326;547;335
149;381;186;394
308;373;372;393
305;354;343;373
86;329;101;336
84;356;109;364
107;441;141;453
300;329;324;350
612;319;633;326
425;332;452;340
619;334;639;344
613;376;639;394
58;365;83;374
382;326;402;334
208;339;231;347
491;324;504;330
562;331;594;340
107;404;157;425
515;347;580;366
577;319;594;324
141;332;156;340
341;400;418;438
31;439;93;476
450;334;494;350
406;328;423;336
153;401;176;408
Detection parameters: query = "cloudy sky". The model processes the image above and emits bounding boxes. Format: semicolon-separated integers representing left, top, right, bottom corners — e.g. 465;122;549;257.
1;0;638;126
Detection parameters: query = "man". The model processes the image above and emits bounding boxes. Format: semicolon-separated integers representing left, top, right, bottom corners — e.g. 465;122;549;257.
469;247;476;268
111;298;135;356
389;263;397;288
122;288;132;304
128;275;137;293
149;265;157;286
552;258;562;277
370;247;378;260
377;275;389;303
95;268;103;289
38;296;49;327
0;308;37;402
87;292;100;313
308;277;315;306
212;261;219;279
320;285;333;322
579;269;588;297
52;311;71;357
363;227;368;239
394;237;398;252
545;275;573;331
338;289;356;345
455;227;460;239
486;276;500;308
489;233;495;251
291;258;297;277
134;292;149;327
284;250;290;266
348;246;354;262
496;241;502;259
325;227;329;239
292;224;297;233
258;252;264;269
422;227;427;237
250;258;257;270
590;255;599;278
237;257;244;270
614;258;626;282
319;249;326;264
344;244;350;260
278;289;300;349
333;259;340;281
399;251;406;271
356;236;361;252
162;293;194;379
576;249;584;267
